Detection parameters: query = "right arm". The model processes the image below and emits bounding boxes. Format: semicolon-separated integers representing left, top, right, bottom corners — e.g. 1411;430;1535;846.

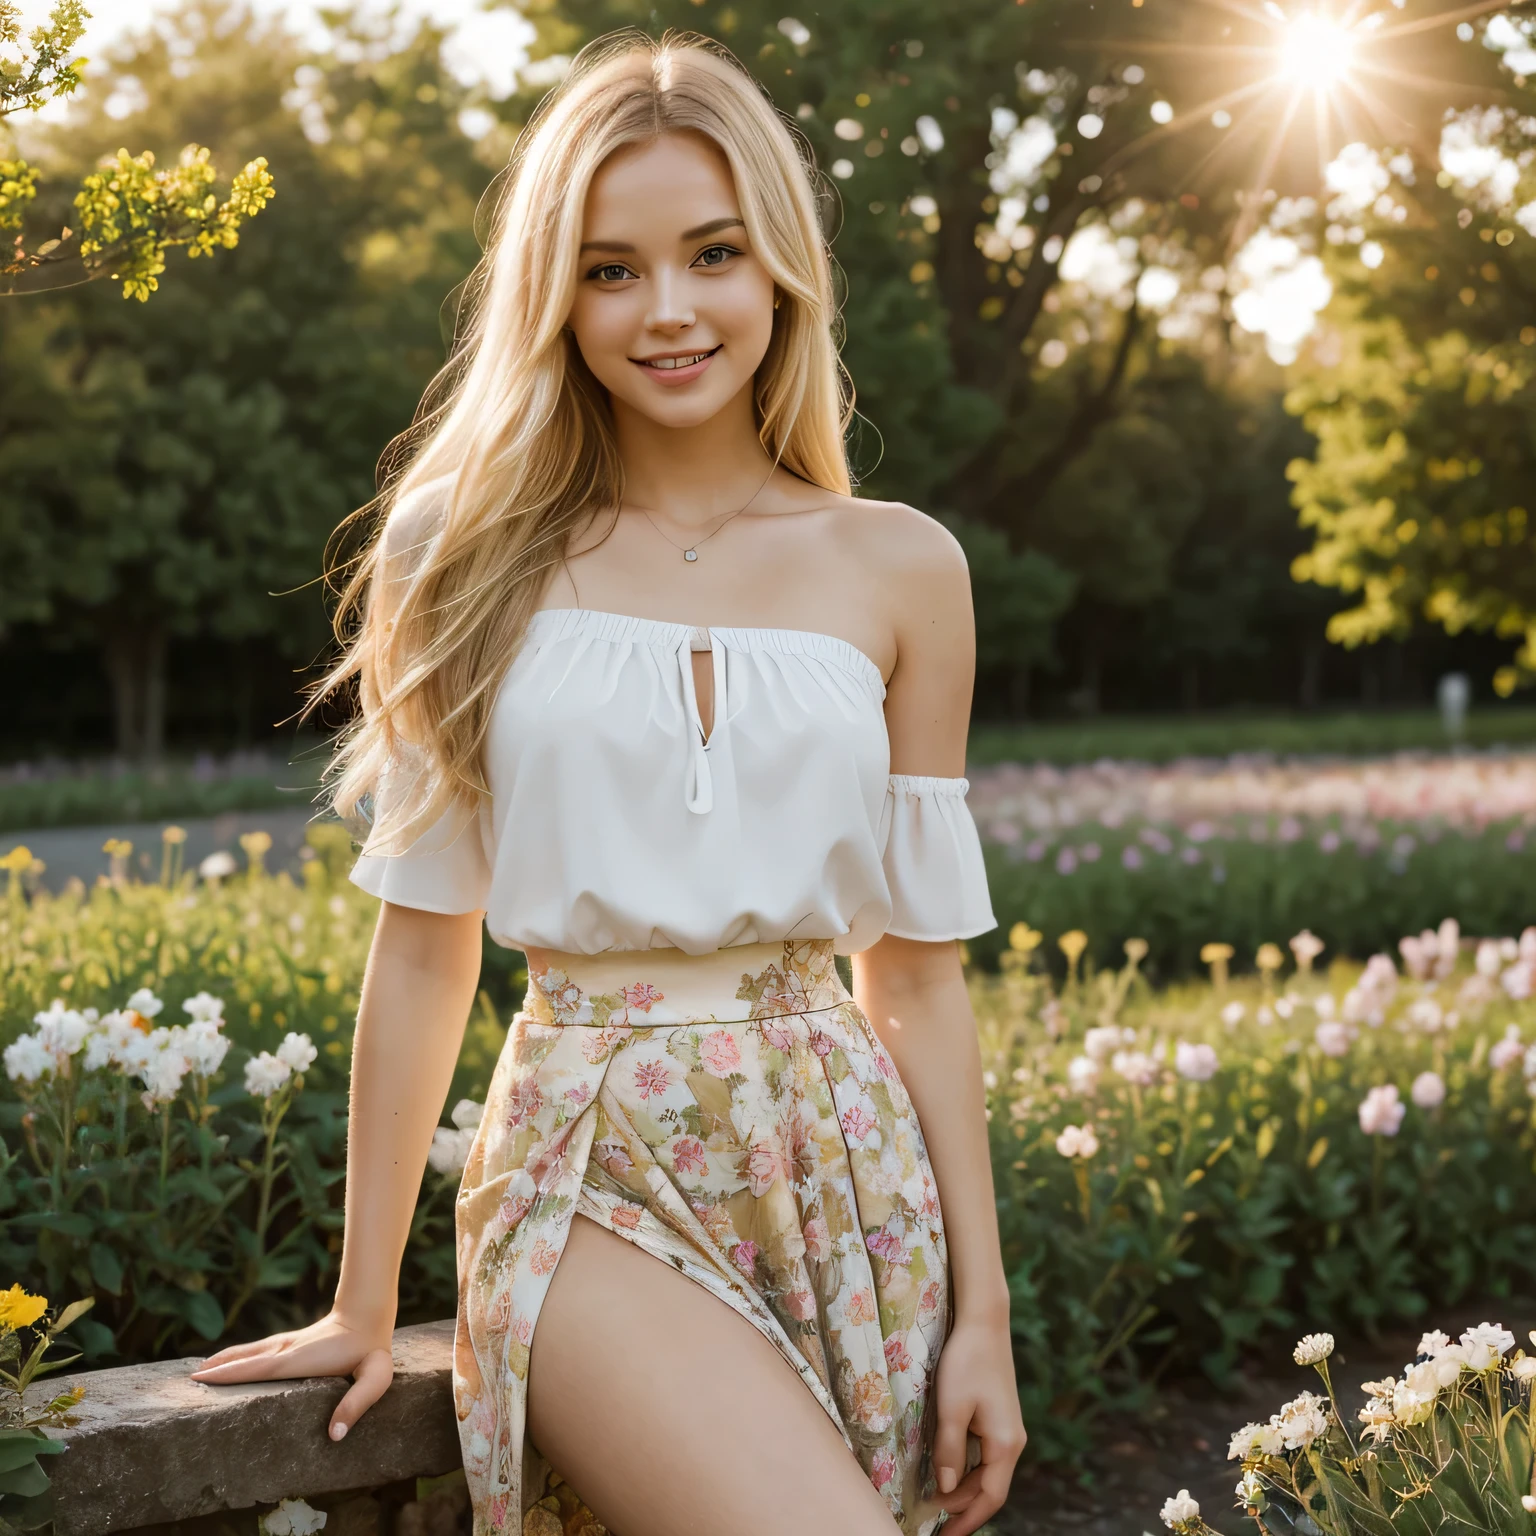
189;901;483;1442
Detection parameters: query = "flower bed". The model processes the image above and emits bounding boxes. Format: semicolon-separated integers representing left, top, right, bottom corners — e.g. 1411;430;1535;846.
6;826;1536;1483
966;753;1536;977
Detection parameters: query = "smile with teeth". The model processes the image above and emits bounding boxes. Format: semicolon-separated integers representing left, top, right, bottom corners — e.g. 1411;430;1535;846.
635;345;721;370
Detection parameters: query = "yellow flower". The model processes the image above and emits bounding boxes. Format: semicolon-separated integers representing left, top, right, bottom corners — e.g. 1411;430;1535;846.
1256;943;1284;973
1058;930;1088;963
0;1284;48;1331
1009;922;1043;953
1124;937;1149;964
0;845;32;873
161;825;188;845
1200;942;1234;965
240;830;273;859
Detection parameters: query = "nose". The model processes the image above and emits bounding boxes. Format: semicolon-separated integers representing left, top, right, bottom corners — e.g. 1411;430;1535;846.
646;265;695;333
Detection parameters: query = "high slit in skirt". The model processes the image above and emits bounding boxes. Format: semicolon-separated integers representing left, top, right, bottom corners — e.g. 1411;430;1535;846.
451;938;957;1535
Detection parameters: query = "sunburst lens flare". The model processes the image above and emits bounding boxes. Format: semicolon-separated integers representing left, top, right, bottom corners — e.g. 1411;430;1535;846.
1278;13;1359;90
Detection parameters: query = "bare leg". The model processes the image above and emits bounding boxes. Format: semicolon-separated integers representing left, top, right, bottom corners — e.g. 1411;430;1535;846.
527;1212;903;1536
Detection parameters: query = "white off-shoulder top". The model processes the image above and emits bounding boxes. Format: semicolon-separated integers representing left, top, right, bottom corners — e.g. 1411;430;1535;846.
349;607;996;956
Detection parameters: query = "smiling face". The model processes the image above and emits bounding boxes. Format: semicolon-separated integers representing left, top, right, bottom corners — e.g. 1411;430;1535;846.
566;131;778;431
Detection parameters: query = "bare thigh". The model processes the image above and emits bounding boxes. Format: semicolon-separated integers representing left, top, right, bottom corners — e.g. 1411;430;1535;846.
527;1212;902;1536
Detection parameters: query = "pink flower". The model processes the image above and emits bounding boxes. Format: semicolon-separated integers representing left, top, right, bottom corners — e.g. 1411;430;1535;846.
671;1134;708;1177
866;1224;910;1267
746;1140;789;1196
848;1369;893;1430
623;982;663;1012
803;1212;831;1262
875;1049;899;1081
497;1193;532;1231
845;1287;877;1326
564;1080;591;1106
761;1018;796;1052
594;1136;634;1175
840;1103;878;1143
504;1078;543;1129
528;1238;560;1276
870;1449;897;1490
918;1280;941;1317
514;1314;533;1345
884;1332;913;1373
1359;1083;1405;1136
631;1057;673;1101
810;1029;836;1058
699;1030;741;1076
784;1287;818;1320
733;1239;760;1276
610;1204;641;1230
579;1023;632;1063
488;1494;509;1530
487;1288;512;1331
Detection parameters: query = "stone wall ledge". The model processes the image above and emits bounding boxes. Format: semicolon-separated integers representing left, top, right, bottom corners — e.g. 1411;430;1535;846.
19;1319;462;1536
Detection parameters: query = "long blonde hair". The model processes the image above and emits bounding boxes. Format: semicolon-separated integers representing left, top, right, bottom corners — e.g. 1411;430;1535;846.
315;29;853;854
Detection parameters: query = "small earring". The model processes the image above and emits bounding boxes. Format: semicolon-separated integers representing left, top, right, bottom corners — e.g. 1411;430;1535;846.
773;293;782;310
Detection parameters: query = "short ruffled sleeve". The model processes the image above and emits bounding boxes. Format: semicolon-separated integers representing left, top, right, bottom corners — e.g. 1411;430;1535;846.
877;775;997;942
348;796;493;916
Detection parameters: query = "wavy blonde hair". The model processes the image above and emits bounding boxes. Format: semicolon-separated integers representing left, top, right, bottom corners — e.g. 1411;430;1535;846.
314;28;853;854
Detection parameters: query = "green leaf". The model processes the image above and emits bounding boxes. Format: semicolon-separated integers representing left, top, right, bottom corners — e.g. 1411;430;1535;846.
88;1242;124;1295
50;1298;94;1333
182;1289;225;1341
0;1436;62;1478
0;1462;51;1499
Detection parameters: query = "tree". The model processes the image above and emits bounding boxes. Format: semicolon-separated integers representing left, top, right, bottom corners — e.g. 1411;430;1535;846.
2;0;274;299
0;2;492;757
515;0;1510;705
1288;25;1536;696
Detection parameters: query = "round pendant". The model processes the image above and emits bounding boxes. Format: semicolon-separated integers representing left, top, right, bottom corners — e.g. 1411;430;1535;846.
684;549;698;562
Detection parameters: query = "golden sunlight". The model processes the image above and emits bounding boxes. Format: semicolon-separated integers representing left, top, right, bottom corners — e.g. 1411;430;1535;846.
1277;12;1360;90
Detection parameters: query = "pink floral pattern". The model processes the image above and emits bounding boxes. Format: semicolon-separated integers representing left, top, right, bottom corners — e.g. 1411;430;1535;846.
451;940;952;1535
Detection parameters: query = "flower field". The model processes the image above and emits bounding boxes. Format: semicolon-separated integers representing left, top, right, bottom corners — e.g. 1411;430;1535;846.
5;822;1536;1486
967;751;1536;978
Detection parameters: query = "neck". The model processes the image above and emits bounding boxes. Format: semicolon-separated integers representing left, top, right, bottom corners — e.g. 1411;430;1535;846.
610;378;775;528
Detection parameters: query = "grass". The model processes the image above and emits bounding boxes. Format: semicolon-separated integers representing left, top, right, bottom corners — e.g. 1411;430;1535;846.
969;706;1536;767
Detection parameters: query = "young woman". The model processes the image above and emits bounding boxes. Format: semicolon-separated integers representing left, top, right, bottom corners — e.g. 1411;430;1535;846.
191;30;1026;1536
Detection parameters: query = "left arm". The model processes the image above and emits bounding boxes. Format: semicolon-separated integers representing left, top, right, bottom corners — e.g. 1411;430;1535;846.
850;507;1026;1536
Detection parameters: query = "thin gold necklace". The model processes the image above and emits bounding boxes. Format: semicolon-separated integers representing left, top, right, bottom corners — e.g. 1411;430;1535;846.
636;463;777;563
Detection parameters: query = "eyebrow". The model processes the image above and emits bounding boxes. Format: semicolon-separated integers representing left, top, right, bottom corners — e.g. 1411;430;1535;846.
578;216;746;254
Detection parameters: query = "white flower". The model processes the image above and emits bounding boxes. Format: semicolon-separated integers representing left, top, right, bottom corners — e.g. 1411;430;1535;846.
1491;1025;1524;1070
449;1098;485;1131
1314;1020;1352;1058
1293;1332;1334;1366
1407;997;1444;1033
1313;991;1337;1018
125;988;164;1019
33;1000;91;1059
1235;1469;1266;1506
199;850;239;881
275;1032;318;1076
1525;1495;1536;1514
1391;1383;1436;1425
180;1021;231;1077
1503;961;1534;1001
1512;1356;1536;1382
427;1126;475;1175
1418;1329;1452;1356
1410;1070;1445;1108
1274;996;1295;1020
1476;939;1503;977
1358;1084;1405;1136
1159;1489;1200;1528
1290;930;1325;967
1055;1124;1099;1158
4;1032;53;1084
1228;1418;1285;1459
1221;1001;1245;1028
1256;1005;1275;1027
1460;1321;1515;1369
1402;1354;1460;1398
139;1042;190;1105
1175;1041;1218;1082
245;1052;293;1100
182;991;225;1024
261;1498;328;1536
1276;1390;1329;1449
1083;1026;1121;1061
1066;1054;1100;1093
1357;1394;1395;1442
1111;1048;1158;1087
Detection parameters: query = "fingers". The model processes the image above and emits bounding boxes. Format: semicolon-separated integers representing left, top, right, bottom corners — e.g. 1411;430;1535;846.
328;1348;394;1442
931;1397;974;1496
190;1335;293;1376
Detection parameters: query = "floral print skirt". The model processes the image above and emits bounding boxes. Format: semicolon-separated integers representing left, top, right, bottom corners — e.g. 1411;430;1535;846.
451;938;955;1536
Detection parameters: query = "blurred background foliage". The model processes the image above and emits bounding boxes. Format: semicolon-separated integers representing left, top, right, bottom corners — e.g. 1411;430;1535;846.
1;0;1536;762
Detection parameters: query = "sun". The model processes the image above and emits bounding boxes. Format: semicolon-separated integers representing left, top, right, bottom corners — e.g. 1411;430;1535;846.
1277;12;1360;91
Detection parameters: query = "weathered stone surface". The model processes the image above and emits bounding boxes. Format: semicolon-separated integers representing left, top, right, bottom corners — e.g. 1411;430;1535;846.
20;1320;461;1536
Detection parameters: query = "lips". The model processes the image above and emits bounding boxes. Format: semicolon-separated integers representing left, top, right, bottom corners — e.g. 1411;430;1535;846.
633;345;722;370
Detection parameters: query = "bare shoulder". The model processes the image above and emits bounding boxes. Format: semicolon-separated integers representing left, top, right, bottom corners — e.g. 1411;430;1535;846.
817;494;971;622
